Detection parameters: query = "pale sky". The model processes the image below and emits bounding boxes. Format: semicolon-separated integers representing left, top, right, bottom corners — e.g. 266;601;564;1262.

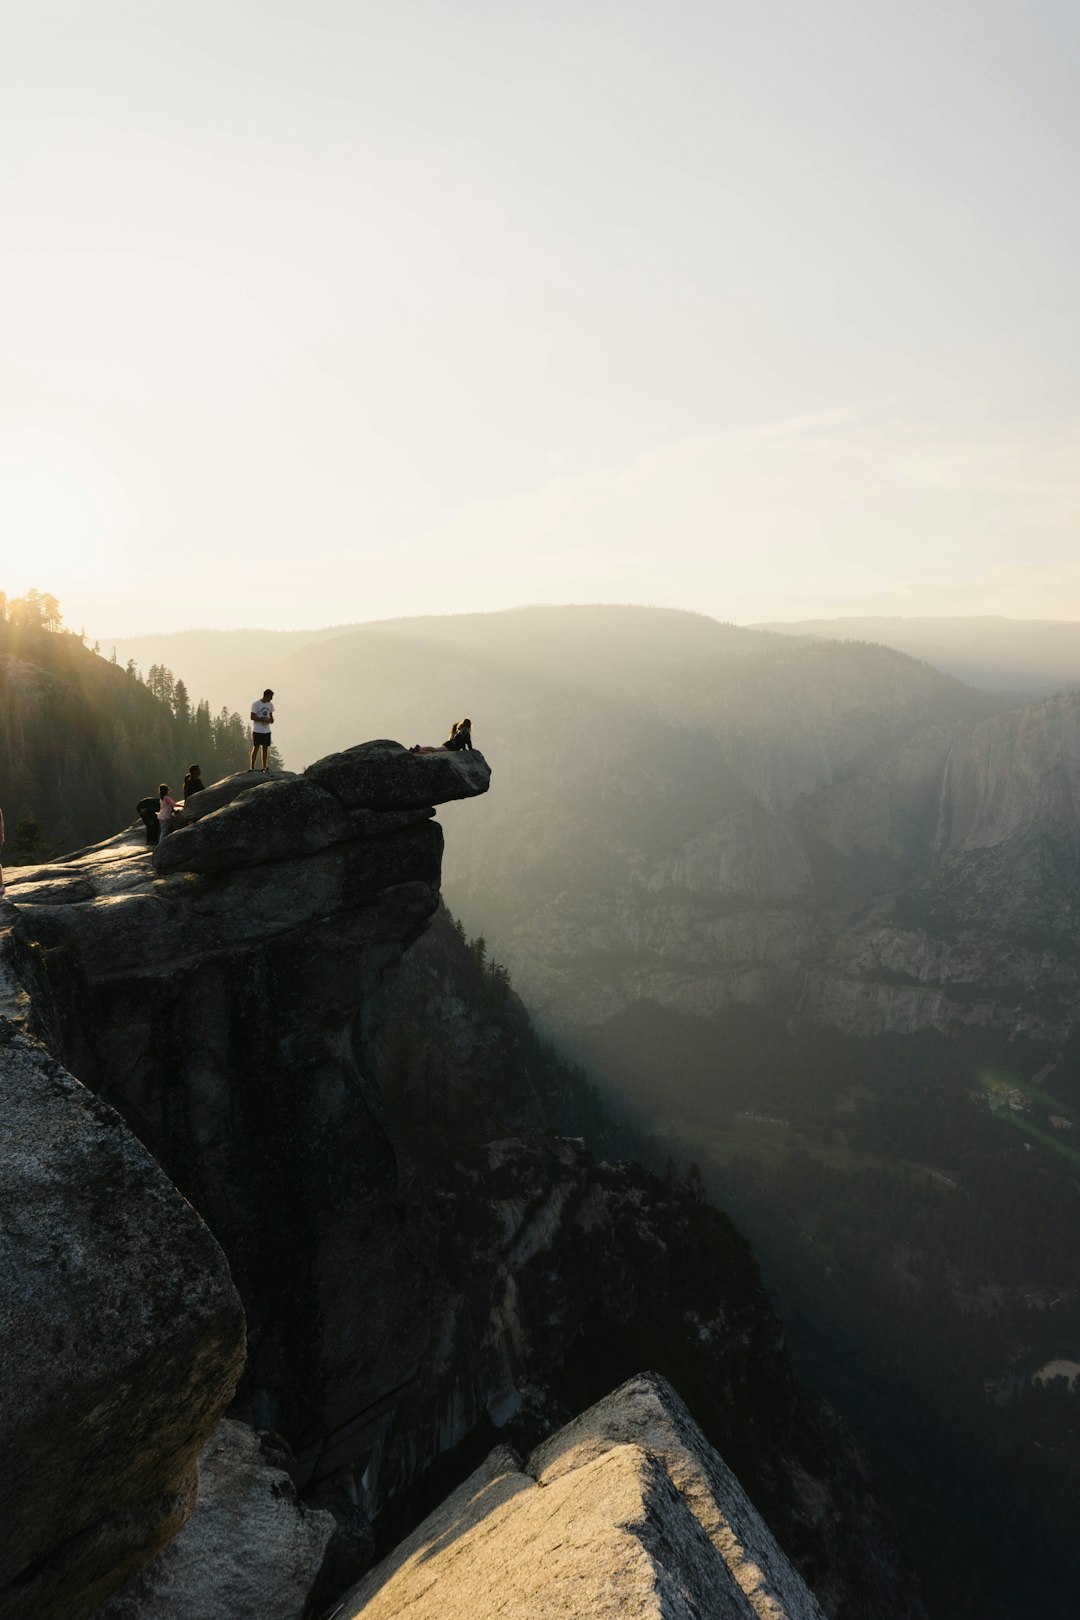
2;0;1078;637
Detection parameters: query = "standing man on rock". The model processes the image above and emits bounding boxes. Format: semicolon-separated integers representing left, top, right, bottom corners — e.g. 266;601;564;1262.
250;688;275;772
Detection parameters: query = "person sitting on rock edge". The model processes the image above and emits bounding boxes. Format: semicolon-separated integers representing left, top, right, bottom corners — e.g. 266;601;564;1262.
183;764;205;800
157;784;177;839
250;688;275;771
410;717;474;755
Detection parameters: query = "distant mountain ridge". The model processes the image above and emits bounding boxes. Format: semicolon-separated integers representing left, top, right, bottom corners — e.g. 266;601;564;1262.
753;614;1080;691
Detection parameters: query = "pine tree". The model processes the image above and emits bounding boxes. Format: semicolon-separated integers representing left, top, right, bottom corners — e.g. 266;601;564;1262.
8;814;58;864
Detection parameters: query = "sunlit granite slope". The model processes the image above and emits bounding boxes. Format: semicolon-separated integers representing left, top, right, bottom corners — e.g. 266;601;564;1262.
342;1373;824;1620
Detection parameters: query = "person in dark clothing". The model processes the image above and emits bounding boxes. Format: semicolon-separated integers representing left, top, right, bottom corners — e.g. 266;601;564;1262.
136;793;161;846
410;717;474;755
183;765;206;800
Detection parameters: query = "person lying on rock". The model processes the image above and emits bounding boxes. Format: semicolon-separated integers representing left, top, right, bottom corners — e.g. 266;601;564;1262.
182;763;206;800
410;717;474;755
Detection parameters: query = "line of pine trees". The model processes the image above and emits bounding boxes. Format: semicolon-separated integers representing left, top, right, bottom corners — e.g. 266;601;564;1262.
1;588;280;858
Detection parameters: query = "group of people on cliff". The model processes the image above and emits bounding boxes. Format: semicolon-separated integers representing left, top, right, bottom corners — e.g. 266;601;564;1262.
136;766;205;846
135;689;474;847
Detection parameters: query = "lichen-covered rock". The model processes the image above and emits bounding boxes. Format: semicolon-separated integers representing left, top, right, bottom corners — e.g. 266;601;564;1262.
341;1373;825;1620
96;1420;335;1620
0;1024;245;1620
305;737;491;810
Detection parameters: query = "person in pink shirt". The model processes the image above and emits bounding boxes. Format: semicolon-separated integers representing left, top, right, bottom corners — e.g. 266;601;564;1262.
156;784;178;839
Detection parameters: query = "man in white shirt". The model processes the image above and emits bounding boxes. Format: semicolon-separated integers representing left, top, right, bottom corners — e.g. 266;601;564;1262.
249;688;275;771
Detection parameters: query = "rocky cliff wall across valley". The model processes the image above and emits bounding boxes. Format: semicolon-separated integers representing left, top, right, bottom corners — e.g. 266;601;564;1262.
434;685;1080;1054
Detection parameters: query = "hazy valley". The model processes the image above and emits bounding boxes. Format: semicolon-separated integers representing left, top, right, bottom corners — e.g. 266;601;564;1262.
108;603;1080;1618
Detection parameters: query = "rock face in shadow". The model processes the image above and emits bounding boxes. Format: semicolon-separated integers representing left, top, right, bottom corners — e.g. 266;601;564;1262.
0;1024;245;1620
342;1373;825;1620
97;1420;335;1620
8;743;492;1497
345;910;926;1620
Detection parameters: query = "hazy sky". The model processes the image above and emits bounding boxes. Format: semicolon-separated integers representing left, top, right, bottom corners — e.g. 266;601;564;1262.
2;0;1078;636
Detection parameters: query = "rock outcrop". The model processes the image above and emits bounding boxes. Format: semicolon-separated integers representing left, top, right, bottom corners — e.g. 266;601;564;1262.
97;1420;335;1620
0;1023;245;1620
8;742;491;1481
342;1373;824;1620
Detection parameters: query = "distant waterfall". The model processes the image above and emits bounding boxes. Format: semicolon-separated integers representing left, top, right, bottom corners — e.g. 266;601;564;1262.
933;744;954;859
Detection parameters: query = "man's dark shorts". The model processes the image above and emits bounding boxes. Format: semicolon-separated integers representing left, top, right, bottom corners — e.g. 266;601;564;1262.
252;731;271;747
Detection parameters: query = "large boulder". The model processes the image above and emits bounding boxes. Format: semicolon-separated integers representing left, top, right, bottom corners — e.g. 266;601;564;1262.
0;1023;245;1620
154;779;352;874
174;771;297;826
305;738;491;810
155;774;437;876
97;1419;335;1620
340;1372;825;1620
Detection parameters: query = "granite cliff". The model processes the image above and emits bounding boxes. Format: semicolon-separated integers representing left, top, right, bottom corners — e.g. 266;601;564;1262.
0;1025;244;1620
11;742;490;1474
0;738;923;1618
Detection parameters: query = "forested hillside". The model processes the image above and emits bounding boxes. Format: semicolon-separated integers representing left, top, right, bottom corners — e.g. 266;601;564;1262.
0;590;264;854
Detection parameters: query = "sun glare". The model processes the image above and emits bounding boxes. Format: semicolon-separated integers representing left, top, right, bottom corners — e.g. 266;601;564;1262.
0;466;97;591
